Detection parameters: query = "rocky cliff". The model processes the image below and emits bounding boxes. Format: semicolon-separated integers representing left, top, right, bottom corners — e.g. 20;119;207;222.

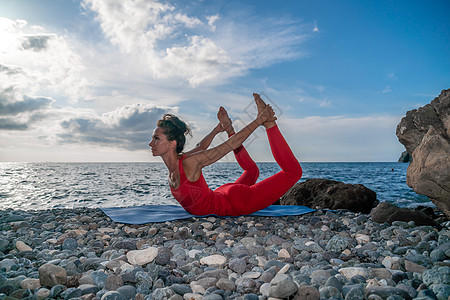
396;89;450;218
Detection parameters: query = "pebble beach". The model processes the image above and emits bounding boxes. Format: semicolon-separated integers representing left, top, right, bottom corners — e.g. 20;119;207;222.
1;207;449;300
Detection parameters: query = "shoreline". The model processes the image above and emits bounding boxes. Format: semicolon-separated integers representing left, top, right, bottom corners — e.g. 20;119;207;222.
1;208;449;300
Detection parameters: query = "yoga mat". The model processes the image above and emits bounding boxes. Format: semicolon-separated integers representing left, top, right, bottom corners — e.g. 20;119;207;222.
101;204;316;224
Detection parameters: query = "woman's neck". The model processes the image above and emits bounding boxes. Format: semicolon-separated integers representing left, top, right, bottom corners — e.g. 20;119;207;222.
161;152;180;174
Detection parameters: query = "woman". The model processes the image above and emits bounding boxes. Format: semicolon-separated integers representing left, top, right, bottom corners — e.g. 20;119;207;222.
149;93;302;216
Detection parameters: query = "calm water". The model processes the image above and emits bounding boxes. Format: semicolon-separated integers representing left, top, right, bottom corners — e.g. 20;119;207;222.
0;162;430;210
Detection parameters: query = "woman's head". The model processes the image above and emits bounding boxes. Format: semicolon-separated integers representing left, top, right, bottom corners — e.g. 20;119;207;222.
156;114;191;154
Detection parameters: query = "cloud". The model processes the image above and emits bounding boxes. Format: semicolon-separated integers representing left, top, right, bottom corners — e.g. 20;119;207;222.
206;14;219;32
0;17;89;102
0;118;28;130
21;34;52;51
82;0;309;86
0;85;55;130
0;89;54;116
59;103;176;150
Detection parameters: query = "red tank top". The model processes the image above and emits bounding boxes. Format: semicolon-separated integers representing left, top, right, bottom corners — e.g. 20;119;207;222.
170;156;230;215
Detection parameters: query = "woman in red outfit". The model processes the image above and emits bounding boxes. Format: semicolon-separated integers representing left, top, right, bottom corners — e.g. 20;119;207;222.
149;93;302;216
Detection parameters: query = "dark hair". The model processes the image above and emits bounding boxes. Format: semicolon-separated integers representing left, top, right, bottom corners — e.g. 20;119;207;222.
157;114;191;153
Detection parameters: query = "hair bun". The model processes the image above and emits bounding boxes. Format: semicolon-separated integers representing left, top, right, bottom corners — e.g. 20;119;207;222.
157;114;191;153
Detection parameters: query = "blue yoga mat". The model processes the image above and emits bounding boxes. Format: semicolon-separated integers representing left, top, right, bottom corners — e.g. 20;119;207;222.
101;204;316;224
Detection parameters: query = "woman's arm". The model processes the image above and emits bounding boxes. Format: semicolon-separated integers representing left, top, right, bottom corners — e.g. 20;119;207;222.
183;105;274;181
183;123;223;156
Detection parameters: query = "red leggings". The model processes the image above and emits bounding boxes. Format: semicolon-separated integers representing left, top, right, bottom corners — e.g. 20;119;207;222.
215;125;302;215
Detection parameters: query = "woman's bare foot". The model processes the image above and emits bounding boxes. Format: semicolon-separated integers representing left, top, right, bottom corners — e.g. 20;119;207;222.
217;106;235;136
253;93;277;128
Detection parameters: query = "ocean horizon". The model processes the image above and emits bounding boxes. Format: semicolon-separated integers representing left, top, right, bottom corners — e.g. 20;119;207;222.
0;161;431;211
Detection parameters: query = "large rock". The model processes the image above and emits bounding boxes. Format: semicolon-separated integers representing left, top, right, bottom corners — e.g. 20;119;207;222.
370;202;437;226
278;178;378;214
396;89;450;218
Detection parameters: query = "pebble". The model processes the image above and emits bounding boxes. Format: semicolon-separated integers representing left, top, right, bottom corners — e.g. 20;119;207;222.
0;207;448;300
15;240;33;252
126;247;158;265
199;255;227;267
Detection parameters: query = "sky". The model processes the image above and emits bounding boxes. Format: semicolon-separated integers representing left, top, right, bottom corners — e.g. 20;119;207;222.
0;0;449;162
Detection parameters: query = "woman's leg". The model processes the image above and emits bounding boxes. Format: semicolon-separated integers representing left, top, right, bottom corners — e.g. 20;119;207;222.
224;125;302;216
218;107;259;186
231;141;259;185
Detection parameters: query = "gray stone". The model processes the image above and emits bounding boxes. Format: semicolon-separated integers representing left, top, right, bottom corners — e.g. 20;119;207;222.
49;284;65;298
295;285;320;300
152;287;176;300
105;275;124;291
155;251;171;265
396;283;418;299
101;291;125;300
62;287;82;299
325;276;343;290
216;278;235;291
229;258;246;274
79;283;101;295
319;286;342;299
260;266;277;283
116;285;136;300
269;274;297;298
365;286;412;300
62;238;77;251
344;286;365;300
0;259;15;271
263;260;286;271
236;277;257;294
91;270;108;288
430;284;450;300
422;266;450;286
0;239;9;252
326;236;349;252
170;283;192;295
430;249;446;262
202;294;224;300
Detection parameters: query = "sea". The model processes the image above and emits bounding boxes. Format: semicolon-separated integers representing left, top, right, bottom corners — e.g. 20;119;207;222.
0;162;431;211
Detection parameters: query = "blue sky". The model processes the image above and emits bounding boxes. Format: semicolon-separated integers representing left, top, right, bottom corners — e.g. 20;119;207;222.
0;0;449;162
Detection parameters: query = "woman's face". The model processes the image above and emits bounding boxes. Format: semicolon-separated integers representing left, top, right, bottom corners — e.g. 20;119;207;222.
149;127;175;156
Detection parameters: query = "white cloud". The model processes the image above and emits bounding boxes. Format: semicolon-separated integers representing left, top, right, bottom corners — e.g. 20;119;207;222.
206;14;219;32
82;0;309;86
0;17;89;102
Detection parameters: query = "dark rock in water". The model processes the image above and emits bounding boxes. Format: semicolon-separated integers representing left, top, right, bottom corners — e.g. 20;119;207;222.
398;151;412;163
278;178;378;214
370;202;437;226
396;88;450;218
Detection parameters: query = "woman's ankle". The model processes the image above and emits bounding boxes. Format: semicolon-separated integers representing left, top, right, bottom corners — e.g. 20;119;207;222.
263;121;277;129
